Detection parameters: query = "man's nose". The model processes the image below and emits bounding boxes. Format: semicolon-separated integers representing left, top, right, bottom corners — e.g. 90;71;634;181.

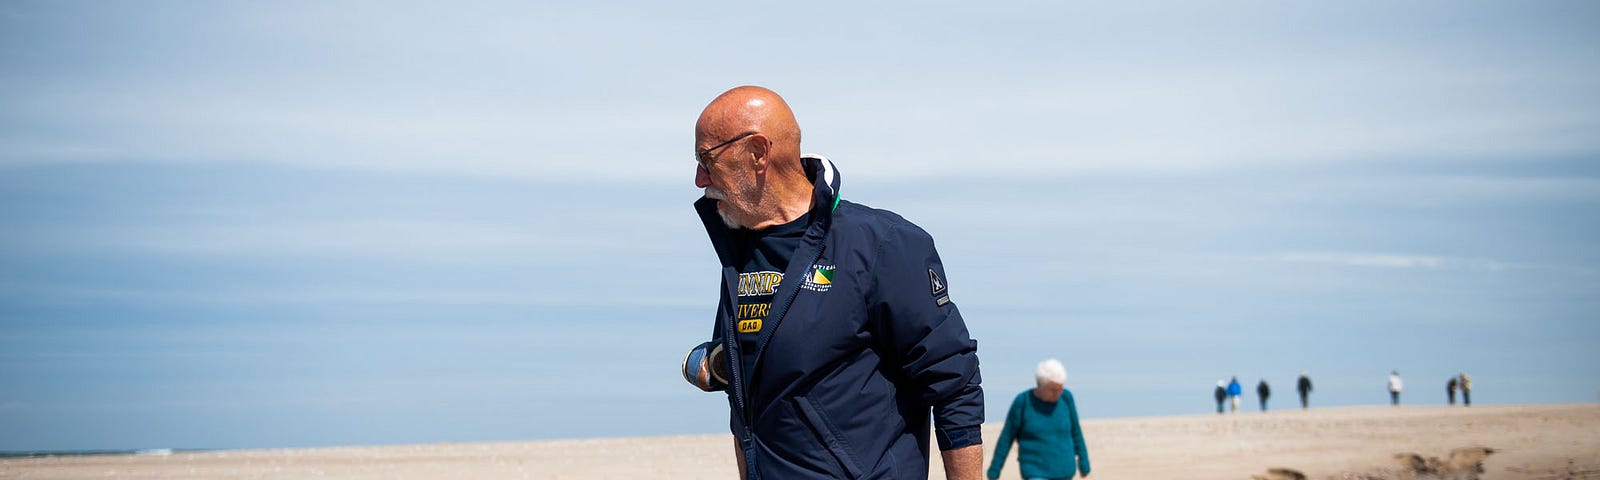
695;165;711;188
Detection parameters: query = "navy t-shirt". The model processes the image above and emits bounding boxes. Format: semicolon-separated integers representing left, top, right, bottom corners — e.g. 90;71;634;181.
733;212;810;381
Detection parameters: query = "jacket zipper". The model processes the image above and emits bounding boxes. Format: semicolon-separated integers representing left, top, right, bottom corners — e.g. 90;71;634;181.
723;270;754;476
725;291;746;415
732;241;826;478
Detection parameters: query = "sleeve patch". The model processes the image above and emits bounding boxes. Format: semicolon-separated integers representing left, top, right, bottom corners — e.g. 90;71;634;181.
928;268;947;296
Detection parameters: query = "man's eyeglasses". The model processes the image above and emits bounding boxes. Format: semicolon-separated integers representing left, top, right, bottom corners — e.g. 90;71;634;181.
695;132;757;171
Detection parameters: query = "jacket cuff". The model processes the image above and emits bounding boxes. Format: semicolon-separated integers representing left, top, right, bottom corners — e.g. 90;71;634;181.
935;425;982;451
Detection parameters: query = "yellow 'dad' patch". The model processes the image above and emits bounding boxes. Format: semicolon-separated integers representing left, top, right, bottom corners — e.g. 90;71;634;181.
738;318;763;333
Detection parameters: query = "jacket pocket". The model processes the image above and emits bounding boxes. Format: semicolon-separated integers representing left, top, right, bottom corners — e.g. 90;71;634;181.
792;395;865;479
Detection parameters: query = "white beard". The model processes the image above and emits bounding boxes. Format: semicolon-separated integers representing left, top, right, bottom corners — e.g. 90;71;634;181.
716;209;741;229
703;187;745;229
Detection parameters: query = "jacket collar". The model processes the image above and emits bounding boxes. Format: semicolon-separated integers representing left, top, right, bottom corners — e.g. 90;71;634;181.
694;154;841;265
802;153;841;214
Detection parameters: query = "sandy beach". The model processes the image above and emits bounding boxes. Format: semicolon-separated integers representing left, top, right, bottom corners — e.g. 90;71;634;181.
4;404;1596;479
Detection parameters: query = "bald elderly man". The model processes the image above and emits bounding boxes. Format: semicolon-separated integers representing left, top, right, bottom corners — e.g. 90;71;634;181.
681;86;985;479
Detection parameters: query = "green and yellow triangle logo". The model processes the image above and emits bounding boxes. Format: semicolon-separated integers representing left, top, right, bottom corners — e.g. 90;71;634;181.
810;266;834;285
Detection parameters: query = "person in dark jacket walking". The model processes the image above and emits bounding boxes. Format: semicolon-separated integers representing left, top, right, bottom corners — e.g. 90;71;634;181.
679;86;984;480
1447;376;1458;405
1257;379;1271;412
1297;371;1313;409
987;359;1090;479
1214;381;1227;414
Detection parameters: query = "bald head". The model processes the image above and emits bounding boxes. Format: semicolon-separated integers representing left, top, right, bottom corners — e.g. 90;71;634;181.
692;86;814;230
696;86;802;167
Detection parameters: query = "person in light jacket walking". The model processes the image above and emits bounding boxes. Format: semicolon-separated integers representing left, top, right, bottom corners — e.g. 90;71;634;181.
1227;377;1242;413
1388;371;1404;406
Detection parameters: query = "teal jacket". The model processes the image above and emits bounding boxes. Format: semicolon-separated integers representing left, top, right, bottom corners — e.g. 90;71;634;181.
987;389;1090;479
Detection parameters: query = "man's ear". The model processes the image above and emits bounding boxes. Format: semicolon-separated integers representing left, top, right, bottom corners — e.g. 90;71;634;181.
749;133;772;173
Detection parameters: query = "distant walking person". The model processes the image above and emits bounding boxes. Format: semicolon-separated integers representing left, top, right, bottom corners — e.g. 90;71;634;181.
1388;371;1404;406
987;359;1091;480
1214;381;1227;414
1297;371;1313;409
1459;372;1472;406
1447;376;1458;405
1257;379;1271;412
1227;377;1243;413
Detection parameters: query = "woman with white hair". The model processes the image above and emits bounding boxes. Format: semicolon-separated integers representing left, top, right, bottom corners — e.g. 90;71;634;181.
986;358;1091;479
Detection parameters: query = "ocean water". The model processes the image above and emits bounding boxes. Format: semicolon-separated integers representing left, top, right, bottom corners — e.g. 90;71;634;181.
0;448;185;458
2;163;1596;451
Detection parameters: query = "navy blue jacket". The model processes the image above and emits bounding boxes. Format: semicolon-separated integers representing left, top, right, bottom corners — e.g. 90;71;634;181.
697;155;984;479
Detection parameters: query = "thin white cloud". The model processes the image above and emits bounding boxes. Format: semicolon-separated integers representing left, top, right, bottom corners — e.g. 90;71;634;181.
1253;251;1600;274
3;216;697;265
1267;252;1453;269
0;282;708;308
814;61;1600;179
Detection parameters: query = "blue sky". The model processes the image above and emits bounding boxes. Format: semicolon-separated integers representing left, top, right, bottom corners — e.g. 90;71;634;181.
2;1;1597;451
